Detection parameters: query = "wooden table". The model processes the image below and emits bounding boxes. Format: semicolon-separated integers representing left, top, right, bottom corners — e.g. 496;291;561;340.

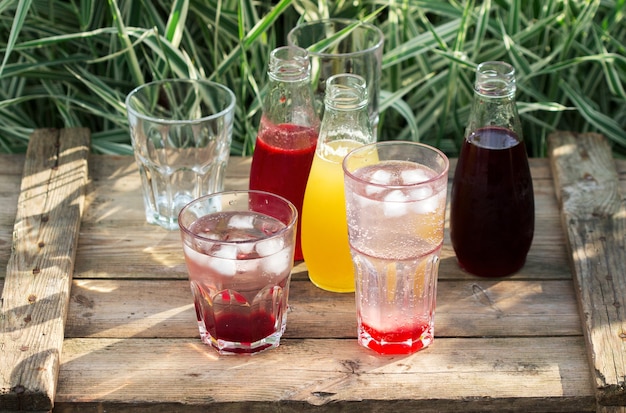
1;129;625;412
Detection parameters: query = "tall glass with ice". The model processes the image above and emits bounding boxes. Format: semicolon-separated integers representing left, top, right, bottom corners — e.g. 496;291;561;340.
342;141;449;355
178;190;297;355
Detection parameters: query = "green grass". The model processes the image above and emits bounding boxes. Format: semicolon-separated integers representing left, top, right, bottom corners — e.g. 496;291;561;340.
1;0;625;157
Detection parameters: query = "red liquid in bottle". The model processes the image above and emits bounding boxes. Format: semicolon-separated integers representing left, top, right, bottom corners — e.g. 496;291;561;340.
249;117;318;261
450;126;534;277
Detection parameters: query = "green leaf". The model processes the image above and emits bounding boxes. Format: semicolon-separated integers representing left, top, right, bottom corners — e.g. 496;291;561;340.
561;80;626;146
0;0;32;76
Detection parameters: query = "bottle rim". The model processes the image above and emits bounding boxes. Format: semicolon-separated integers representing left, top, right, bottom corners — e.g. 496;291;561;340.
287;18;384;58
268;46;311;82
324;73;368;110
475;61;516;97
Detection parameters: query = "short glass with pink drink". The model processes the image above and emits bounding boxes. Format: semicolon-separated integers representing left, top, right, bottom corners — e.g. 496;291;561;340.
178;190;297;355
343;141;449;355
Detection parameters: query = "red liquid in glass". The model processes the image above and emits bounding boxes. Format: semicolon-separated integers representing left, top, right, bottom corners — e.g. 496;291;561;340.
198;304;276;354
450;126;534;277
249;117;318;261
360;321;431;355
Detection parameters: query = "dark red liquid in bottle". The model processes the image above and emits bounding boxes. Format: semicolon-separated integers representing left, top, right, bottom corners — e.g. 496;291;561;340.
450;126;534;277
249;117;318;261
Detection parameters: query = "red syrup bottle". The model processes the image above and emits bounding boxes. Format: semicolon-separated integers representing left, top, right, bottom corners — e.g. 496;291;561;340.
249;46;320;261
450;61;535;277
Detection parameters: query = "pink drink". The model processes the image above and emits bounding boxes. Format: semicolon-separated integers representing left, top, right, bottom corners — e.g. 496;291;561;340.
345;160;447;355
182;210;292;354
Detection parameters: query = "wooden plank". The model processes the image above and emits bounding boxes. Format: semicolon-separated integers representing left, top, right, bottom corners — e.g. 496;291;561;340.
0;129;90;411
0;155;24;283
62;279;582;339
73;156;571;282
548;132;626;406
52;336;594;412
71;223;571;282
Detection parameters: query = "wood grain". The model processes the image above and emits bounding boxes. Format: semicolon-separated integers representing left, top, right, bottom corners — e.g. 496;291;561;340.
62;278;582;339
73;155;570;282
0;129;90;411
548;132;626;406
4;133;626;412
53;336;594;413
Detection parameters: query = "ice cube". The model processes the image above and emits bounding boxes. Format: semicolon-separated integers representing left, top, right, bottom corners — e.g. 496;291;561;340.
184;244;210;267
383;190;408;217
409;186;433;201
384;189;408;202
401;168;430;185
412;191;444;214
364;184;385;197
213;244;238;259
261;248;290;275
370;169;393;185
185;245;237;277
256;237;284;257
195;230;222;240
237;242;255;255
208;256;238;277
228;214;255;229
192;239;213;255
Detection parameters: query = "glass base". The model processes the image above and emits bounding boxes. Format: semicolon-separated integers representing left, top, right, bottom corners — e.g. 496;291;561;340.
358;323;434;355
198;322;283;355
146;212;179;231
144;195;194;231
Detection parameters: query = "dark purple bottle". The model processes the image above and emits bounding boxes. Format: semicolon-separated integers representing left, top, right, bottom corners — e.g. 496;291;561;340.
450;62;535;277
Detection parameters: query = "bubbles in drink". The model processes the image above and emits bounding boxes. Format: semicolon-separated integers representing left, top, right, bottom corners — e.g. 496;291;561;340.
345;159;446;259
344;156;447;355
354;192;378;211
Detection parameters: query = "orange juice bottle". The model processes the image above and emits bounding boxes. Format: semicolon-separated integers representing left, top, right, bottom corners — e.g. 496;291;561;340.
301;74;375;292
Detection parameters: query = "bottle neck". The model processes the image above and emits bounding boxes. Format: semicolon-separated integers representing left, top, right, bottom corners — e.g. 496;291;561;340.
318;74;373;147
466;61;523;140
262;46;318;128
268;46;310;82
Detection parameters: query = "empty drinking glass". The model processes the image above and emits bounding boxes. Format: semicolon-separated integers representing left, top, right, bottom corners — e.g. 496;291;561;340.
287;19;383;136
126;79;235;230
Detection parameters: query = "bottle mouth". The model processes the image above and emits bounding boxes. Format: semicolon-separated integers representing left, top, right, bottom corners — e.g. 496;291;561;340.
324;73;368;110
475;61;516;97
268;46;310;81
